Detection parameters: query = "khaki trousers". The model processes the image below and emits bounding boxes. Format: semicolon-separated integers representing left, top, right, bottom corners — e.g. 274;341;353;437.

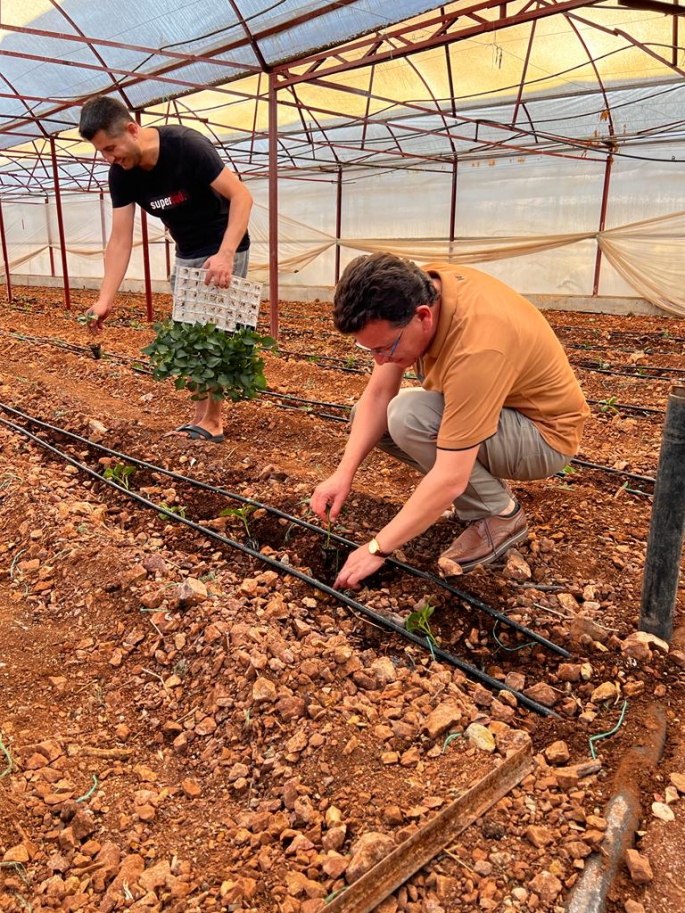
359;387;572;521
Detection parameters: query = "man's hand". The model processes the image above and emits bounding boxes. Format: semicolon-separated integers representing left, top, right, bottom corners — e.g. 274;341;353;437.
334;544;385;590
83;300;112;334
203;250;235;289
311;471;352;522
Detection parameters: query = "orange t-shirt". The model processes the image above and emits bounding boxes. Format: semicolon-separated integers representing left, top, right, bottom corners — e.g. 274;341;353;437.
419;263;589;455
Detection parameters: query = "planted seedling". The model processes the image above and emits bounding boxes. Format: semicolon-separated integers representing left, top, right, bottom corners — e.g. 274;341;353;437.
157;502;186;520
597;395;619;414
77;312;99;328
406;600;439;658
220;504;259;549
321;505;342;574
103;463;136;490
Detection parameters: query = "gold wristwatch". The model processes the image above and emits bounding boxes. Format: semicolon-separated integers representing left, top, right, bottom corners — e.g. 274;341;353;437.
368;537;391;558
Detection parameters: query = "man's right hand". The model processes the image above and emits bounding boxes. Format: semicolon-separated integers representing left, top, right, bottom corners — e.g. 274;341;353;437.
311;471;353;522
84;300;113;334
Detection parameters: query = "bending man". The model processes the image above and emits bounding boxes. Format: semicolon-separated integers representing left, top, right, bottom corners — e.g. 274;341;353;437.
79;96;253;443
311;253;589;588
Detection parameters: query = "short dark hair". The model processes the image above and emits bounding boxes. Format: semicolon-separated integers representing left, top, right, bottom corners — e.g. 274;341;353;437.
79;97;133;140
333;252;438;334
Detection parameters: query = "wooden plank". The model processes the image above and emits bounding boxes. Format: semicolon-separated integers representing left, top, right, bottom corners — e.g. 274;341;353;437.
326;739;533;913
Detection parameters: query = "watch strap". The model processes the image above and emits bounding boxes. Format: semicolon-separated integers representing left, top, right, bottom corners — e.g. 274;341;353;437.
369;537;391;559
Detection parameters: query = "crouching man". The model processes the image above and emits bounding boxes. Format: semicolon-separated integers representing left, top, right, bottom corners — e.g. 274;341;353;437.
310;253;589;589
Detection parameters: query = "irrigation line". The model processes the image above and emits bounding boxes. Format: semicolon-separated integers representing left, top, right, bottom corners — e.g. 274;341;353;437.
570;458;655;485
586;398;664;417
571;361;675;381
554;325;685;343
0;402;569;659
0;412;558;717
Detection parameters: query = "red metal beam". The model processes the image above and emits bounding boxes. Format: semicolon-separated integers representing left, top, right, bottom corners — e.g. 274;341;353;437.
268;73;279;340
49;137;71;310
335;167;342;284
0;198;13;303
135;113;154;322
592;152;613;296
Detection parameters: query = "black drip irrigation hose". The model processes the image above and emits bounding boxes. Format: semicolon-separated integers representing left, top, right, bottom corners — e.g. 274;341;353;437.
0;402;569;661
0;410;559;718
554;325;685;344
586;398;665;417
571;360;678;381
2;332;657;491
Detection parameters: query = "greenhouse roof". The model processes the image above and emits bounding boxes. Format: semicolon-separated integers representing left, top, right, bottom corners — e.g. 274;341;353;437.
0;0;684;194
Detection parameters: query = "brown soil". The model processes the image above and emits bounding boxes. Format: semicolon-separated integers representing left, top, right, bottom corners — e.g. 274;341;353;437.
0;286;683;913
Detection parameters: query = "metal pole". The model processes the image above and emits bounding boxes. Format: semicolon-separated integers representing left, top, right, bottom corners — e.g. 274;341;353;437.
334;166;342;284
99;190;107;267
268;72;279;340
592;153;613;297
0;199;13;303
46;197;55;277
49;137;71;310
135;112;154;323
449;158;458;245
639;385;685;642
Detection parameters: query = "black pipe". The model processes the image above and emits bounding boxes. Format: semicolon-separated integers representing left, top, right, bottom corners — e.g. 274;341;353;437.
0;401;568;657
0;413;557;717
639;385;685;642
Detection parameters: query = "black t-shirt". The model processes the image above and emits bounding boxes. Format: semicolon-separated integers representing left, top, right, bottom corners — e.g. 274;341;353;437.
109;125;250;259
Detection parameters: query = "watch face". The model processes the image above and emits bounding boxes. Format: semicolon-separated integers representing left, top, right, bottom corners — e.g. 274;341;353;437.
369;539;379;555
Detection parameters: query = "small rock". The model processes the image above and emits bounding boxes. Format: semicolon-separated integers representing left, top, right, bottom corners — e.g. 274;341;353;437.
625;848;653;884
523;682;558;707
624;901;646;913
139;859;171;892
591;681;619;703
503;550;531;581
465;723;495;752
528;871;562;904
670;772;685;793
557;663;582;683
253;677;278;702
525;825;554;848
173;577;207;608
3;844;29;864
652;801;675;822
544;740;570;765
87;419;108;442
423;702;462;739
181;778;202;799
346;832;396;883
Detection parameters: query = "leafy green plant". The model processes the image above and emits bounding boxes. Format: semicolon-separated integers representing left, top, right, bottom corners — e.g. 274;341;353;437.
142;322;276;402
103;463;136;489
157;502;186;520
221;504;257;539
406;600;439;648
77;312;99;327
344;354;357;369
597;396;619;414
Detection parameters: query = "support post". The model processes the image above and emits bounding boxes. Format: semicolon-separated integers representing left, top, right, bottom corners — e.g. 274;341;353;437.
449;158;458;247
639;385;685;642
334;166;342;284
50;137;71;310
46;197;55;277
0;198;13;303
592;153;613;297
135;112;154;323
268;72;279;340
99;190;107;267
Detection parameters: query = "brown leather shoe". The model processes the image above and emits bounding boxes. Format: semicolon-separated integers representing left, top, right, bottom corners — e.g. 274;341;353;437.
438;507;529;576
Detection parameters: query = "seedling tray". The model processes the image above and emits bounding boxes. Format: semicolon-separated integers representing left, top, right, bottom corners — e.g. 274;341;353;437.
172;268;262;332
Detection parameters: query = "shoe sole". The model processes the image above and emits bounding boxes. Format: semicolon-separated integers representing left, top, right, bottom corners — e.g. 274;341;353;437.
457;526;529;574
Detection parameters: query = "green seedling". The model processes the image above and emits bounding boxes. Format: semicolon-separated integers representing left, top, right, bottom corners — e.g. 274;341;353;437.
406;600;439;651
560;464;578;475
344;354;357;369
221;505;258;548
597;396;619;414
157;502;186;520
77;312;99;327
103;463;136;490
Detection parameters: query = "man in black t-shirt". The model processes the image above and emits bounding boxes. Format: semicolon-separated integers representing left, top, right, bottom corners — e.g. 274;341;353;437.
79;96;253;443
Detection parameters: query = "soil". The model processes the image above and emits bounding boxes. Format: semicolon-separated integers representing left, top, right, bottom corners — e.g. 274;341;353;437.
0;285;684;913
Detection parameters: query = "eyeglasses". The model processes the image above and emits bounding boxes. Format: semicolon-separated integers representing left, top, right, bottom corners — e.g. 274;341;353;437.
355;325;407;357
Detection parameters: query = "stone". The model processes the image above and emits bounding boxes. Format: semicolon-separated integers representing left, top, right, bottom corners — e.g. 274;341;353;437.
523;682;558;707
557;593;579;613
670;772;685;793
3;844;29;864
624;901;646;913
346;832;396;883
557;663;582;683
651;801;675;822
92;842;121;892
591;682;619;703
544;740;570;765
181;778;202;798
87;419;108;442
253;676;278;702
139;859;171;892
70;810;96;841
503;550;531;581
528;871;562;904
625;848;653;884
173;577;207;608
465;723;495;752
525;826;554;848
423;702;462;739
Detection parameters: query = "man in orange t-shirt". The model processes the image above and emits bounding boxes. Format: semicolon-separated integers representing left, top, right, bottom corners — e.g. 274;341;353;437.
311;252;589;589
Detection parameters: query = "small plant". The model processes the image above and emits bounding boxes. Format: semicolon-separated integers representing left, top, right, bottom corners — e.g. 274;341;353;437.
406;600;439;649
143;322;276;402
597;396;619;414
77;312;99;328
103;463;136;490
157;502;186;520
221;504;258;548
560;464;578;476
344;354;357;369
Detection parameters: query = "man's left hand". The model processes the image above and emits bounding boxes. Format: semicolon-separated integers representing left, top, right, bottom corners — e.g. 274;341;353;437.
334;545;386;590
203;251;235;288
